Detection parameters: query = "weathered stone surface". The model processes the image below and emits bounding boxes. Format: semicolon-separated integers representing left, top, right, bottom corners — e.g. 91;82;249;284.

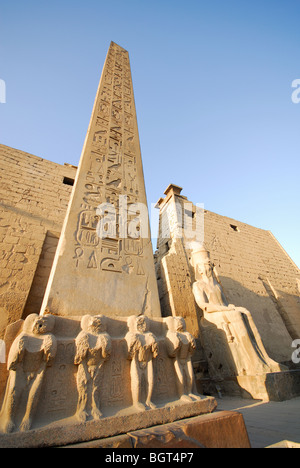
128;421;205;448
0;397;217;448
40;42;161;318
0;145;76;337
181;411;251;448
61;433;132;448
60;410;250;449
0;312;216;447
237;370;300;401
119;410;250;449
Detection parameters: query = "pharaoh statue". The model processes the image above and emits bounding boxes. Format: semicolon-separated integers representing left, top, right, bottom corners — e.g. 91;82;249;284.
191;247;227;312
1;314;57;433
191;246;284;377
165;316;201;402
125;315;159;411
74;314;111;422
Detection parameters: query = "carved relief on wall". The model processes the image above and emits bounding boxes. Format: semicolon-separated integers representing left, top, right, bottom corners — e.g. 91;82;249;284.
125;315;159;411
159;239;199;337
0;312;204;435
74;315;111;421
69;44;147;282
164;316;201;402
0;314;57;433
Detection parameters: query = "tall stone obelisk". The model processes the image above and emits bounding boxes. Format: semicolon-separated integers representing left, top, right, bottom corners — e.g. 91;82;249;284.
41;42;161;317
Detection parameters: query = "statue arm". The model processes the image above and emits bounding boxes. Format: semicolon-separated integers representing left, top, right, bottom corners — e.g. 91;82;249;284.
74;332;89;364
192;282;207;309
7;334;26;371
101;333;112;360
165;332;180;358
43;334;57;365
187;333;196;353
125;332;137;359
149;333;159;359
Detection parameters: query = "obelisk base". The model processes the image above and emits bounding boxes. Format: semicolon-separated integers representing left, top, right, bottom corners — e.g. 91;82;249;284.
0;397;217;448
61;410;251;449
0;314;217;448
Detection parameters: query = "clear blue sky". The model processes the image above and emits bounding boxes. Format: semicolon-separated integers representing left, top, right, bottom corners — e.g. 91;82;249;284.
0;0;299;268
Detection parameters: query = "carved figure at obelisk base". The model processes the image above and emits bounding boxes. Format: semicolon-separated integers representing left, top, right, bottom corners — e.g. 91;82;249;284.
165;316;201;402
1;314;57;433
74;315;111;421
125;315;159;411
191;246;284;377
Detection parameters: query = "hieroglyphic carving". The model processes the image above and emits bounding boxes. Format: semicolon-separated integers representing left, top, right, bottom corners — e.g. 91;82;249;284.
46;342;75;415
73;247;84;267
160;239;198;337
162;240;193;313
76;210;100;247
72;43;144;276
105;342;128;406
39;42;162;320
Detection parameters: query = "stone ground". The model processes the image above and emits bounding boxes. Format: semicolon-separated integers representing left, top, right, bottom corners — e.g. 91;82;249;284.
215;396;300;448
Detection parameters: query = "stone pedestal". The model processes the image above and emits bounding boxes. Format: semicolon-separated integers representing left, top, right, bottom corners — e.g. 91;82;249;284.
61;410;251;449
0;398;217;448
0;314;217;448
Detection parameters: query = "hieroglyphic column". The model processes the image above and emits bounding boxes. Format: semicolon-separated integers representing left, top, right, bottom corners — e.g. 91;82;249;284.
41;42;161;317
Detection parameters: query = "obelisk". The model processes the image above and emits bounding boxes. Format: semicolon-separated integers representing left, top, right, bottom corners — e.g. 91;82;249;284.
41;42;161;317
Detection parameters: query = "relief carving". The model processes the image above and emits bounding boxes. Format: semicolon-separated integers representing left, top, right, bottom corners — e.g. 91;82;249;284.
164;316;201;402
125;315;159;411
1;314;57;433
74;315;111;421
76;210;100;247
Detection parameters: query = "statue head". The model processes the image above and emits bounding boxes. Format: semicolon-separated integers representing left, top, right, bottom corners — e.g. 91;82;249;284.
23;314;55;335
80;315;106;334
191;247;213;280
127;315;149;334
164;316;186;333
174;316;186;332
136;315;149;333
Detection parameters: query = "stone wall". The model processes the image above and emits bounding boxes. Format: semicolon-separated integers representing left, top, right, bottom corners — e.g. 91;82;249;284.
202;209;300;362
0;144;77;337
